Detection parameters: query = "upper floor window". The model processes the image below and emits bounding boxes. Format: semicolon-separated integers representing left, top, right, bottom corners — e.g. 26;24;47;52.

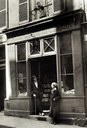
30;0;53;21
0;0;7;29
53;0;65;13
19;0;65;23
19;0;29;23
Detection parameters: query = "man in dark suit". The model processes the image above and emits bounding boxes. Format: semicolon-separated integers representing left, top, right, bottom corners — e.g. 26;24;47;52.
31;75;43;115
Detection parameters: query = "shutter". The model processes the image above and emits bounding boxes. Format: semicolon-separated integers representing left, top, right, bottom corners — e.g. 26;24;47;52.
53;0;65;13
0;0;7;29
19;0;29;23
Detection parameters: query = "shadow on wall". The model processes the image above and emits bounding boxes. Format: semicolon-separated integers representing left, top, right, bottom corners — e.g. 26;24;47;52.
10;61;17;97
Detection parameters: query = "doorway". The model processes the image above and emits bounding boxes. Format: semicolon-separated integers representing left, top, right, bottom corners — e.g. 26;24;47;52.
30;55;57;112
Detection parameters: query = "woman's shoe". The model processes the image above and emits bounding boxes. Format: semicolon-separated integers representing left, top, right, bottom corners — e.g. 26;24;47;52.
53;122;56;125
51;121;54;124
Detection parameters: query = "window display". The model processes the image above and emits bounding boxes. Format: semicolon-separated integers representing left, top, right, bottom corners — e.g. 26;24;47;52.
16;43;27;96
59;32;74;95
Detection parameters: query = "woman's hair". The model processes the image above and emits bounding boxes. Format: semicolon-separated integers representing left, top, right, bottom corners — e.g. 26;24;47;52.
51;82;58;88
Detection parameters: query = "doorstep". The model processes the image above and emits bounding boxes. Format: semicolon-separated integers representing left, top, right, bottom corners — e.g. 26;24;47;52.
28;115;51;122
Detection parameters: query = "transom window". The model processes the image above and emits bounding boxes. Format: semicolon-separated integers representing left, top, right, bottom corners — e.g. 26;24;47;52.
29;36;56;58
30;40;40;55
43;37;55;53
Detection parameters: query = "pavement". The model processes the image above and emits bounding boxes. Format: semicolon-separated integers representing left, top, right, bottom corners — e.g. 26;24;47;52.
0;111;86;128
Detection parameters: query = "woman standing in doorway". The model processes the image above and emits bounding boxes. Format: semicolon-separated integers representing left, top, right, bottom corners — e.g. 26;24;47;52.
31;75;43;115
49;82;61;124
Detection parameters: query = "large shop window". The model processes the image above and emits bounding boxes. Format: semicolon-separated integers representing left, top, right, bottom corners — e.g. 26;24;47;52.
16;43;27;96
0;0;7;29
19;0;29;23
59;32;74;95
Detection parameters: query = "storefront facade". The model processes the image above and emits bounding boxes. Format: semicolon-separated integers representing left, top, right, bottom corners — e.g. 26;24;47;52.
0;0;87;124
3;9;86;121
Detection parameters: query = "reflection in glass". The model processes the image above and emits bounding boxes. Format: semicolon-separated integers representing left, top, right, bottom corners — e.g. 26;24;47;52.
61;75;74;91
60;54;73;74
19;3;27;22
0;46;5;60
18;62;26;77
60;33;72;54
17;43;26;61
18;79;27;96
30;40;40;55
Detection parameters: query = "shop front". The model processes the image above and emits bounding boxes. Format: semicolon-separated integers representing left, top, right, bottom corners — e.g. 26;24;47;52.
4;10;86;122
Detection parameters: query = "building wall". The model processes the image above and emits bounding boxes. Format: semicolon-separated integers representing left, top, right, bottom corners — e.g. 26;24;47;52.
8;0;19;28
7;0;84;29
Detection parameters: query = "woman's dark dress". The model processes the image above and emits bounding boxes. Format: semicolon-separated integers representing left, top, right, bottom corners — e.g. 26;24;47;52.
49;87;61;123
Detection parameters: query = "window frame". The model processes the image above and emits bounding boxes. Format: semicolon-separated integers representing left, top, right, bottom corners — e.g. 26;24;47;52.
58;32;75;96
30;0;53;21
28;36;56;58
0;0;7;29
19;0;29;24
16;43;27;97
52;0;65;14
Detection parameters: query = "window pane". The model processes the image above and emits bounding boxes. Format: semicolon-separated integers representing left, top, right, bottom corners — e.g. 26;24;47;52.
61;75;74;93
19;3;27;22
30;40;40;55
43;37;55;53
17;43;26;61
0;0;5;11
60;33;72;54
18;62;26;77
0;46;5;60
54;0;64;12
0;10;6;28
18;79;27;96
19;0;27;4
60;54;73;74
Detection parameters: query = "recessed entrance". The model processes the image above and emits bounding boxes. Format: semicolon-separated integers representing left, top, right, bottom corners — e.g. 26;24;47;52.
30;55;57;113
